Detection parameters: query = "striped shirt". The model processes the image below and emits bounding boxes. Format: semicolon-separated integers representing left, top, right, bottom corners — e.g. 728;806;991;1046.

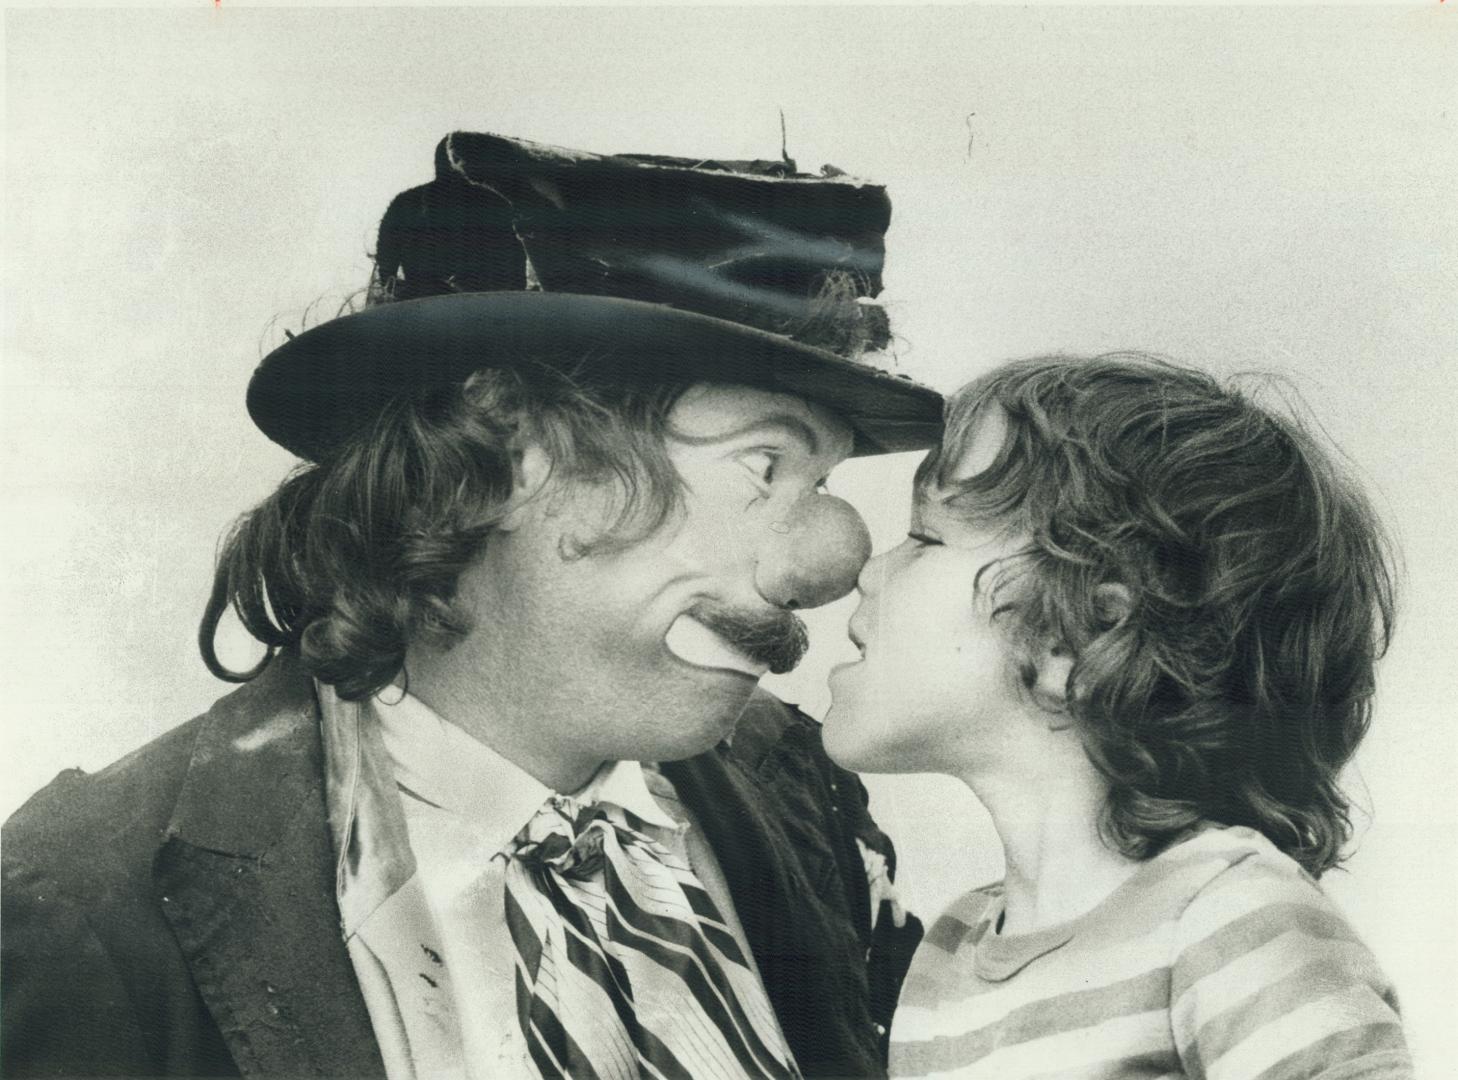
890;826;1412;1079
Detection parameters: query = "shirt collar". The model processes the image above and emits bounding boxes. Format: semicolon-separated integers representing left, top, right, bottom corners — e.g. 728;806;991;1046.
575;758;682;833
372;689;551;856
372;689;679;850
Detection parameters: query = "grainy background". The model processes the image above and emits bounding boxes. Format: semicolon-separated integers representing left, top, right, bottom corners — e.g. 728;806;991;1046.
5;4;1455;1072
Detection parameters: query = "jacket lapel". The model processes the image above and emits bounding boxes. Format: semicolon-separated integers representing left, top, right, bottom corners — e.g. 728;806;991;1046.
662;691;878;1077
155;655;387;1079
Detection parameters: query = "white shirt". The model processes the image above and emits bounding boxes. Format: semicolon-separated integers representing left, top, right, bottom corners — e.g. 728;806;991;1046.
316;682;771;1080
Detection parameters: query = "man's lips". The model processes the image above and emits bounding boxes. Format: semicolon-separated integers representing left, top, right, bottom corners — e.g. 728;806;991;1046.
665;615;770;678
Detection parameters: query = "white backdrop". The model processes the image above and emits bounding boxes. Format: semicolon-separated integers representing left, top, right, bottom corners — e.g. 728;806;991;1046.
5;5;1455;1073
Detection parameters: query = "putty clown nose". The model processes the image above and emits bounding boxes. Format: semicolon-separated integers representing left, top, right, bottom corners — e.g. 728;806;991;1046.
755;494;873;611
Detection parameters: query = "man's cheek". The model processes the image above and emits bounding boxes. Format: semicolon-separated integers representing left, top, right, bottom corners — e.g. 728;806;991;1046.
580;613;670;673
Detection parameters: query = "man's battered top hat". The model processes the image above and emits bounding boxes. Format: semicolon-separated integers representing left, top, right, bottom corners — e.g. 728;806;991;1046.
247;131;944;461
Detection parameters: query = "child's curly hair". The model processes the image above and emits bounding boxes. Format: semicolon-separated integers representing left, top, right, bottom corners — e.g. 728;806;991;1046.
918;353;1396;877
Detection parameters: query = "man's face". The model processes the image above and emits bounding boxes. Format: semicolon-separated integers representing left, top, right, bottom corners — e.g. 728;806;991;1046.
445;382;866;781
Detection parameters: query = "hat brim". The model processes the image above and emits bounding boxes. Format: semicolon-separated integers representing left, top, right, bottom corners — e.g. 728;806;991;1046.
247;292;943;461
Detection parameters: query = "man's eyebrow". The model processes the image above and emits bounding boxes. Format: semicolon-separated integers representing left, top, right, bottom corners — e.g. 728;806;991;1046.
676;413;824;455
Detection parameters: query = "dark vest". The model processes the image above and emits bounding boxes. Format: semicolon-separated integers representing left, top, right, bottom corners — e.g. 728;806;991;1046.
3;654;921;1078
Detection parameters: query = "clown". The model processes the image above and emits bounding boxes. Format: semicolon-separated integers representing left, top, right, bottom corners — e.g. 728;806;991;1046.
3;132;939;1079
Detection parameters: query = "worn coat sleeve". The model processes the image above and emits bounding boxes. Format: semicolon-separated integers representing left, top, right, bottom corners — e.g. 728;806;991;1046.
2;857;155;1077
2;749;239;1079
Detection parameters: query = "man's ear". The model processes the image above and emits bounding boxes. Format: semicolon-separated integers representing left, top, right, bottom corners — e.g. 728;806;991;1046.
497;442;554;533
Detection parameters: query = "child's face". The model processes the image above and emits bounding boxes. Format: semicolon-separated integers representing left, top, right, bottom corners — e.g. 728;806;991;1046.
823;484;1037;776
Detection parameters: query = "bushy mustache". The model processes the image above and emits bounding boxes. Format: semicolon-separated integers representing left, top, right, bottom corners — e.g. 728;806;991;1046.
689;601;809;675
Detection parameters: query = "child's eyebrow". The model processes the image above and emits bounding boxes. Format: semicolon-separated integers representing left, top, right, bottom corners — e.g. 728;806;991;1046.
908;489;944;529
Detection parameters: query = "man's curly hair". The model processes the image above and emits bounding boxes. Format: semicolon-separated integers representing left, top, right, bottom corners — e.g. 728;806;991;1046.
917;353;1396;877
200;362;689;701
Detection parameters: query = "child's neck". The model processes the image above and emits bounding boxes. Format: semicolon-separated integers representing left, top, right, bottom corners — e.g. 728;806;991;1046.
965;754;1142;936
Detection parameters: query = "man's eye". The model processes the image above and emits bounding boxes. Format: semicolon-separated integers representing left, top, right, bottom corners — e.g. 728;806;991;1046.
741;450;779;488
907;532;942;547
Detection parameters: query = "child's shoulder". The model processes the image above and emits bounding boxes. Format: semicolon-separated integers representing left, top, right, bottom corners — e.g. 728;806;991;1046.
1162;829;1410;1073
1161;825;1360;958
1171;824;1324;899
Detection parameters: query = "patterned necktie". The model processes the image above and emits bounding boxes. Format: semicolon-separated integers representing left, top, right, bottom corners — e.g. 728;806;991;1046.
503;793;801;1080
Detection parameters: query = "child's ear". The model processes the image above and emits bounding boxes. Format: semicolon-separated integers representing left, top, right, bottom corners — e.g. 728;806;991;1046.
498;442;554;533
1030;641;1075;718
1031;584;1131;724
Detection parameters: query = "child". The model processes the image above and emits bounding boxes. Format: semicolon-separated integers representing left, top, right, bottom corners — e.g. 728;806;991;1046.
825;353;1412;1078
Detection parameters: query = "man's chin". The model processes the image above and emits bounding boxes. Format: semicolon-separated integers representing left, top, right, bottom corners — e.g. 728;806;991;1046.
650;695;756;762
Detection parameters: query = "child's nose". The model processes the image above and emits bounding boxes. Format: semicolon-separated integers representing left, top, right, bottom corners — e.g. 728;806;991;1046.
754;494;872;610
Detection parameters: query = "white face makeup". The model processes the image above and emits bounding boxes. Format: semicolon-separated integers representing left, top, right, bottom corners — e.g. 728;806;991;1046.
663;615;770;679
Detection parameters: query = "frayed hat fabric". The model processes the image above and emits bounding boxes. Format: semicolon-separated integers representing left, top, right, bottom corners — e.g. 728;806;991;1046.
248;131;943;460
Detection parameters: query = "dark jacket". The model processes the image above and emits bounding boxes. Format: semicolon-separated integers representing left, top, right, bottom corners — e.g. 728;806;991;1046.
3;654;921;1078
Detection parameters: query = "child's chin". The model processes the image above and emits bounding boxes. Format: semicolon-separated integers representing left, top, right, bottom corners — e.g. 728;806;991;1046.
822;709;884;774
820;705;859;768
